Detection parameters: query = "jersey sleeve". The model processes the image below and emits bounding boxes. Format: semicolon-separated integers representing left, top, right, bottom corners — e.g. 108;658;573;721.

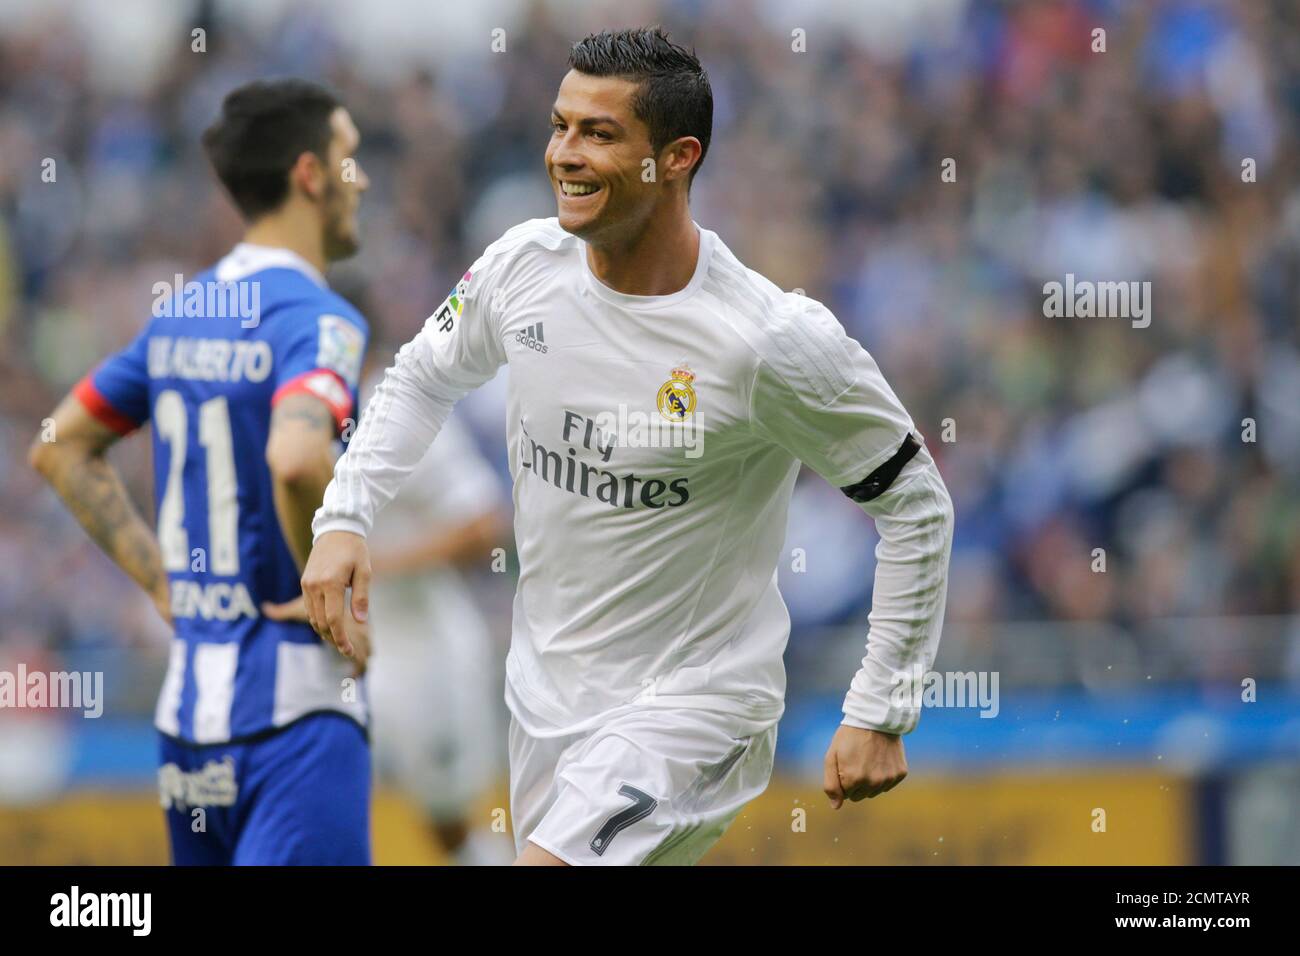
313;247;508;540
73;328;152;435
837;447;954;734
749;297;917;490
418;261;509;396
750;296;954;735
270;307;369;434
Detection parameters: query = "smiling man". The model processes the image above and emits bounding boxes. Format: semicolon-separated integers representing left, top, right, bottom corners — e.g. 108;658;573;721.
303;28;955;866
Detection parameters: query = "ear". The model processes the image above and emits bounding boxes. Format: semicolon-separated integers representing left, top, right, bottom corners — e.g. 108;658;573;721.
661;137;703;184
288;150;328;202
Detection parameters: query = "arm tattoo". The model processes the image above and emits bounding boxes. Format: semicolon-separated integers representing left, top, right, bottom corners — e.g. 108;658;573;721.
271;398;335;434
48;452;168;598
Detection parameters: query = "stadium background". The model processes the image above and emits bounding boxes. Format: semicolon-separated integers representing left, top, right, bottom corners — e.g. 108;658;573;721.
1;0;1298;864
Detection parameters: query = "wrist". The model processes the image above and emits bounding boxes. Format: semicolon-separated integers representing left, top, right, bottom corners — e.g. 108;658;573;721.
311;517;368;544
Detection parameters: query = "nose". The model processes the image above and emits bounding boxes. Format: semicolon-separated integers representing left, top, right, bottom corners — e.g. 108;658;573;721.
548;128;587;175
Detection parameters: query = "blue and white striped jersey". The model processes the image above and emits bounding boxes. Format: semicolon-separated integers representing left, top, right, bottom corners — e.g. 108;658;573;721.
75;244;370;744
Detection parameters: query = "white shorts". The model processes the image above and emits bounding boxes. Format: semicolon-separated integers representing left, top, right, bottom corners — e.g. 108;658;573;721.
508;706;777;865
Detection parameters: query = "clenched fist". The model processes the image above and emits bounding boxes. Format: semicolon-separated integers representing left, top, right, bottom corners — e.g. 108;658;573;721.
823;724;908;808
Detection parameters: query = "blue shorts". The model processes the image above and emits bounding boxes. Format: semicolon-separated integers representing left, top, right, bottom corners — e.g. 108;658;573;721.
158;712;371;865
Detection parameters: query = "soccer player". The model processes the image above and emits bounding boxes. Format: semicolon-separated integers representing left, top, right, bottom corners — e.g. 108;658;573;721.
304;28;955;866
29;79;373;865
363;364;513;866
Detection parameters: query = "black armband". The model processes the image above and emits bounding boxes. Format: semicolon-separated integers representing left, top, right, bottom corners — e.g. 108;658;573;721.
839;433;922;503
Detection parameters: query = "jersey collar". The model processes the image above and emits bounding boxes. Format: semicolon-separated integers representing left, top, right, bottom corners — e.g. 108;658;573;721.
578;223;714;310
215;243;328;288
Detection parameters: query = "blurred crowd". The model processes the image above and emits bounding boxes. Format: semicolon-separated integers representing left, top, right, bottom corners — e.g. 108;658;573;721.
2;0;1298;693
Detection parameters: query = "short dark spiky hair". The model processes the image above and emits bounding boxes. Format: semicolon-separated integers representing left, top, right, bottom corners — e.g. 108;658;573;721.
568;27;712;184
201;79;339;221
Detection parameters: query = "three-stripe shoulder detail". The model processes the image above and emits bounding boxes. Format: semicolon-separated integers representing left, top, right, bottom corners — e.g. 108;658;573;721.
704;256;855;405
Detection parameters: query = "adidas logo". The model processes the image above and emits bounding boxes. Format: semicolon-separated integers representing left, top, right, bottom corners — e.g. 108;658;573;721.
515;322;549;354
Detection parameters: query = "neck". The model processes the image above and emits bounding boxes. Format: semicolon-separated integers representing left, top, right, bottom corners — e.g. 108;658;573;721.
242;207;327;276
585;204;699;297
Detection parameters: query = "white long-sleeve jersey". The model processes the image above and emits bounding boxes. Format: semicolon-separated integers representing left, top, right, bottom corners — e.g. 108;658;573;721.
315;218;953;739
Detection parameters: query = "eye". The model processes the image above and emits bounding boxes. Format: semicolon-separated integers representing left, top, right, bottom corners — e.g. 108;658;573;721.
591;129;612;141
551;119;566;133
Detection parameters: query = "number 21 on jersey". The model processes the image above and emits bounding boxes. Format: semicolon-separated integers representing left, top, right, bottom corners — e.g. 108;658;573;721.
154;389;239;575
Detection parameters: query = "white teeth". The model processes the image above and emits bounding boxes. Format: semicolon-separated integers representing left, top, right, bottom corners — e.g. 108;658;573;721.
561;182;598;196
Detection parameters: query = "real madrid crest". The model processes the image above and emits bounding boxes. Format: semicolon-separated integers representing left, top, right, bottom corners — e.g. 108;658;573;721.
657;364;697;422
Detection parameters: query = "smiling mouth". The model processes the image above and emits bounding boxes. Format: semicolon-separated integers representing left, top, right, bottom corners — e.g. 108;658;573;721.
559;181;601;198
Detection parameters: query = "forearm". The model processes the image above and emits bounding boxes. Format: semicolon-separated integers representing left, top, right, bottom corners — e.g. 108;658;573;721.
314;335;458;540
273;461;334;571
842;450;954;734
36;447;168;599
266;394;342;571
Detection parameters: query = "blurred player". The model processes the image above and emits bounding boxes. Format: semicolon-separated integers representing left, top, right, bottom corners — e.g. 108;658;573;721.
304;28;955;866
30;79;373;864
362;360;513;866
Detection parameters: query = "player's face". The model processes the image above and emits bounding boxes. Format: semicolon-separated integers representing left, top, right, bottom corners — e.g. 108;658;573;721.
322;107;367;261
546;71;658;241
